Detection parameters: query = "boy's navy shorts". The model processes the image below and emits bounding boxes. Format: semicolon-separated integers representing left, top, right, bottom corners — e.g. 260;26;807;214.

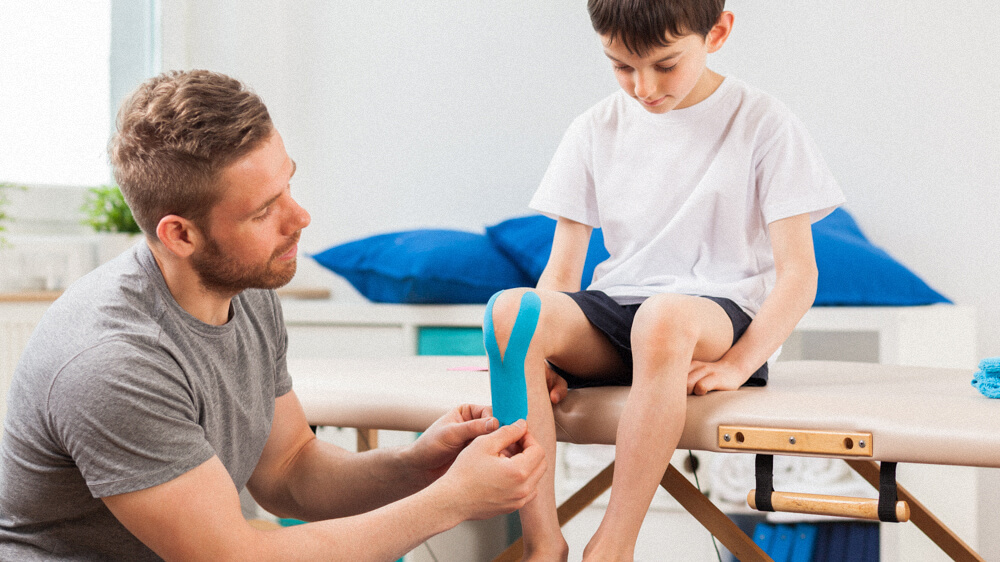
549;290;769;389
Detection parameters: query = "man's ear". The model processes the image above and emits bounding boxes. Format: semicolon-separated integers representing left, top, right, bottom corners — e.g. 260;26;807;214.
706;11;734;54
155;215;201;258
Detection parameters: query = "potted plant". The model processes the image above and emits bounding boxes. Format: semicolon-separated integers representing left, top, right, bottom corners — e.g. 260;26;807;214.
81;184;143;263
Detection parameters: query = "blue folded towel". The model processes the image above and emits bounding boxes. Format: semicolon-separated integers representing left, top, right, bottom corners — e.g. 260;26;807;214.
972;358;1000;398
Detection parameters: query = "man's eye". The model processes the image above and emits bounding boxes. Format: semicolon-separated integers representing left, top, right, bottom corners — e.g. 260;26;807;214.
656;65;676;73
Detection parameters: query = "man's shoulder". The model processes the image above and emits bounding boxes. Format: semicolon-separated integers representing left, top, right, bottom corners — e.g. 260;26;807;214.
26;250;165;368
55;264;162;330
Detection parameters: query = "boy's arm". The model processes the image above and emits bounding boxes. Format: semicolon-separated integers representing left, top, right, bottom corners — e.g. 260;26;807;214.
102;391;545;561
687;213;818;395
536;216;593;292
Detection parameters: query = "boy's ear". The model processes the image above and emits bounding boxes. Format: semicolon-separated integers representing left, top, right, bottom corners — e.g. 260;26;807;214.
706;11;735;54
155;214;202;259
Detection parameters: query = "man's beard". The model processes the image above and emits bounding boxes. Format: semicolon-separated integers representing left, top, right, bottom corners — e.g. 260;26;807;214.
191;233;299;295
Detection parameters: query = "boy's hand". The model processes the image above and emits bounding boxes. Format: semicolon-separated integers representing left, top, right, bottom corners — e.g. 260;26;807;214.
546;369;569;404
686;360;747;395
407;404;499;483
433;419;546;521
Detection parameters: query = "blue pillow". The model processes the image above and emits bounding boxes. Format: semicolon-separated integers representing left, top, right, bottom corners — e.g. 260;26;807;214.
486;211;950;306
812;208;950;306
485;215;610;285
312;229;532;304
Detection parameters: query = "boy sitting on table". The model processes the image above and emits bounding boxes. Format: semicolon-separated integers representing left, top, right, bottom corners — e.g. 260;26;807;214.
489;1;844;560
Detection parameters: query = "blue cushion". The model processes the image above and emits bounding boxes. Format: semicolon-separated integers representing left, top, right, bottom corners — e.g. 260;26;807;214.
312;229;532;304
485;215;610;286
486;211;950;306
812;208;950;306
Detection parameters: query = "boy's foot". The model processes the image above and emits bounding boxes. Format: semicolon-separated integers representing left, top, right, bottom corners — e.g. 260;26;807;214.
582;538;634;562
521;540;569;562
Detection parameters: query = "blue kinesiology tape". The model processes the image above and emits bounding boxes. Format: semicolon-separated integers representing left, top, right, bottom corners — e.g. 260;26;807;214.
484;291;541;426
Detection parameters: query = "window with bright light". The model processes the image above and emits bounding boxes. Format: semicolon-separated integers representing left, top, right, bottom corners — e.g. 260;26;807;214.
0;1;113;187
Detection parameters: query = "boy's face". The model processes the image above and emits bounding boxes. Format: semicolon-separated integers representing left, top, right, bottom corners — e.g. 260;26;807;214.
602;32;711;114
600;14;732;114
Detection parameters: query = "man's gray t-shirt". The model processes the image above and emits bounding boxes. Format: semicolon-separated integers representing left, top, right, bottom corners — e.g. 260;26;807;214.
0;243;293;560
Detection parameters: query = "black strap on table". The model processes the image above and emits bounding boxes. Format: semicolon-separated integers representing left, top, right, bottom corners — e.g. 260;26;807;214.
754;454;775;512
878;461;900;522
755;455;903;523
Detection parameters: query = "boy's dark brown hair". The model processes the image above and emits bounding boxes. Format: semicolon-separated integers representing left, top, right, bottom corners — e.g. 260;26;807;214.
588;0;725;56
109;70;273;236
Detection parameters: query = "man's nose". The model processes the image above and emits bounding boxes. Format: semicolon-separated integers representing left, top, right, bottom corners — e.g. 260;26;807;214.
284;197;311;234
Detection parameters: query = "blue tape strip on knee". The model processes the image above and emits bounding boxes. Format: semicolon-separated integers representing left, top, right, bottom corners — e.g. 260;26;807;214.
484;291;541;426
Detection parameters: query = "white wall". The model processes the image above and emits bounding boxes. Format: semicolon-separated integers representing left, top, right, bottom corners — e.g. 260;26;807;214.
0;0;112;186
160;1;1000;360
711;2;1000;362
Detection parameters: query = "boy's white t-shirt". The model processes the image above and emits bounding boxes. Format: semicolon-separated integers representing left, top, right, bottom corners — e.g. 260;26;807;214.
530;77;845;316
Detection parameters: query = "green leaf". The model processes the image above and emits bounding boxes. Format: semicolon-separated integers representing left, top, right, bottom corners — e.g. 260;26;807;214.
80;184;141;234
0;182;28;245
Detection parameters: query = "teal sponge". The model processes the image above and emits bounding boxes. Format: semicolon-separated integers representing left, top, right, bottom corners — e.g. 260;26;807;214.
972;358;1000;398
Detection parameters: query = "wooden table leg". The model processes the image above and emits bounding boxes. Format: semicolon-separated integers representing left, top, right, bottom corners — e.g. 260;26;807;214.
660;464;772;562
845;460;984;562
356;428;378;452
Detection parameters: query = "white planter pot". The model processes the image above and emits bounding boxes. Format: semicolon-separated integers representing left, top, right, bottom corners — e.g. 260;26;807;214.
95;232;144;265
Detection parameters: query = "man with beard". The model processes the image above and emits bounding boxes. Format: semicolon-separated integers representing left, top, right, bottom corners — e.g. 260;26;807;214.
0;70;545;561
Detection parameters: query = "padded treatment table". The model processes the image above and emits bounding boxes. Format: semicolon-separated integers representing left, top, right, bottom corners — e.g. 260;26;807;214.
290;357;999;562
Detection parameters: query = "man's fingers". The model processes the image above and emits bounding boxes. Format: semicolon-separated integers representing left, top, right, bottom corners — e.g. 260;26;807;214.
481;419;528;453
440;416;498;450
456;403;492;422
468;403;492;421
508;429;545;470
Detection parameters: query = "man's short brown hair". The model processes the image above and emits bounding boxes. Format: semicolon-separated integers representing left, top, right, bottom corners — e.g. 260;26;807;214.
588;0;725;56
109;70;273;236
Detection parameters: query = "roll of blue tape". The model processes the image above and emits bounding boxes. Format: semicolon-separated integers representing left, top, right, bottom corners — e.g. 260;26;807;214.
484;291;541;426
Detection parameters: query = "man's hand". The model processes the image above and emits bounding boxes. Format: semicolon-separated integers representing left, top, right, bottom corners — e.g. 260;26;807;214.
432;419;546;521
686;359;748;396
406;404;500;484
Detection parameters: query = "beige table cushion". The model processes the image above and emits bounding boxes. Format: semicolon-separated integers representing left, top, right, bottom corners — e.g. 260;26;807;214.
290;357;998;468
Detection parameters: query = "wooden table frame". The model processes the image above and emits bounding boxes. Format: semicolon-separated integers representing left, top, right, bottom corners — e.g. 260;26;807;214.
355;432;982;562
488;457;983;562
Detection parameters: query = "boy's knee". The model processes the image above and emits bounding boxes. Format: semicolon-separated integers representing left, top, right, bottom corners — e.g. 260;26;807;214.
488;289;586;362
631;296;699;352
489;288;537;347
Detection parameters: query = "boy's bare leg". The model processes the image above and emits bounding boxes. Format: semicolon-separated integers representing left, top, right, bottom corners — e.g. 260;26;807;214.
490;289;625;562
583;295;734;562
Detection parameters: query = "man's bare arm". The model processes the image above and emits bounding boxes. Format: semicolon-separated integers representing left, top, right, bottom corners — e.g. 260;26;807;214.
103;392;546;561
